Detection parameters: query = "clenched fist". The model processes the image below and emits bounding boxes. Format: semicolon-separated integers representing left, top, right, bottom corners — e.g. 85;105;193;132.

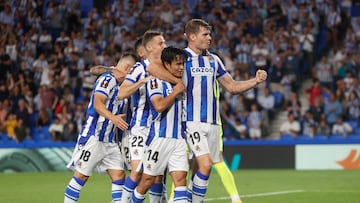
255;69;267;84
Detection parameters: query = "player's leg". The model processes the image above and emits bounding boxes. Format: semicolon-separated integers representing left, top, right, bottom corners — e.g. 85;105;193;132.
64;170;89;203
160;170;168;203
103;144;126;203
186;122;219;203
170;171;188;203
64;137;101;202
133;136;170;203
214;122;242;203
149;175;165;203
121;127;147;203
108;169;126;203
213;154;242;203
132;173;156;203
168;138;189;203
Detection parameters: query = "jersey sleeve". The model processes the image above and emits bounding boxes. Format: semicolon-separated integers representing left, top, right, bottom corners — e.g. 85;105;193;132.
125;62;145;84
213;54;228;79
94;73;116;97
147;78;163;99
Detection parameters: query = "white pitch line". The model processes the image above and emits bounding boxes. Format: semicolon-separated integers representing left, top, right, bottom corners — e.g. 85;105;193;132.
204;189;305;201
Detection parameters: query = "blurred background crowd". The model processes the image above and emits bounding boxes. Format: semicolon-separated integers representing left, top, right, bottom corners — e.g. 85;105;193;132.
0;0;360;143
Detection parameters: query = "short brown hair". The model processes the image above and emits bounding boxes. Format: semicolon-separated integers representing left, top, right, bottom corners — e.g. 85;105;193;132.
142;30;163;48
184;19;211;37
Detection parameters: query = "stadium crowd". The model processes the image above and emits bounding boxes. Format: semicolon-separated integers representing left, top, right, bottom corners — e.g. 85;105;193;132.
0;0;359;143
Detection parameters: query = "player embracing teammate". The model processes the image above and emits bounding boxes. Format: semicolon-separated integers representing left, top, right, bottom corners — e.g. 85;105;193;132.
64;19;267;203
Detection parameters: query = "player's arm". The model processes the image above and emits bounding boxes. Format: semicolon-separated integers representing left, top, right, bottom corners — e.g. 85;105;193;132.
218;69;267;94
93;93;128;131
150;82;185;113
89;65;113;76
118;77;152;99
147;63;182;84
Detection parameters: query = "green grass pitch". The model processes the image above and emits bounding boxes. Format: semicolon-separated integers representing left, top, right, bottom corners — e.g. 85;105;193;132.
0;170;359;203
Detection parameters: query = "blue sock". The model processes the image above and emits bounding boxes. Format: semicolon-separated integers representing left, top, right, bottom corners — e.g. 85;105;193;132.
149;182;163;202
192;170;209;202
64;176;86;202
122;177;139;202
174;186;188;202
132;188;145;203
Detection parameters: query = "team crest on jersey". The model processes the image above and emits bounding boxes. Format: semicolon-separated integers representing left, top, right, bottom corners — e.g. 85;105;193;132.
147;164;151;170
77;161;82;168
150;78;158;89
100;76;112;88
133;149;138;155
195;145;200;151
207;55;215;63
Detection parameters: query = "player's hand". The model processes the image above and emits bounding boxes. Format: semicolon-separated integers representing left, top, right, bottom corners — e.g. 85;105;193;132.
173;81;185;94
141;76;153;84
112;114;129;131
255;69;267;84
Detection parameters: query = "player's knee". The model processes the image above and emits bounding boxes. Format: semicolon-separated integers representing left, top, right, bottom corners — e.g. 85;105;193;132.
171;172;187;187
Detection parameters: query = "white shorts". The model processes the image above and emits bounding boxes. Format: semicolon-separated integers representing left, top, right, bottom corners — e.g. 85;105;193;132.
249;128;261;139
121;130;131;170
67;136;124;176
128;126;149;161
185;122;220;163
142;136;188;176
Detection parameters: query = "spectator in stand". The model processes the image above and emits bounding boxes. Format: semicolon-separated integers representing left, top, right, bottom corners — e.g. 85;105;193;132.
280;69;296;108
9;84;24;113
301;110;317;138
251;39;270;71
279;112;301;138
348;78;360;99
313;56;333;90
36;108;51;128
247;103;263;140
1;113;19;142
234;36;251;71
326;4;342;50
0;100;9;124
228;117;247;140
324;93;343;127
332;117;353;137
257;86;275;121
14;118;27;142
60;116;77;142
269;50;285;94
13;98;33;139
299;26;314;72
49;116;64;141
306;78;322;108
39;85;58;118
345;91;360;121
316;118;331;136
309;97;325;123
286;92;301;120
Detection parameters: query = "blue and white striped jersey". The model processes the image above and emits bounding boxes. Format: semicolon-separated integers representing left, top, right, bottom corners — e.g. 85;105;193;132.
182;47;227;125
124;59;151;129
77;72;129;144
146;78;184;144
